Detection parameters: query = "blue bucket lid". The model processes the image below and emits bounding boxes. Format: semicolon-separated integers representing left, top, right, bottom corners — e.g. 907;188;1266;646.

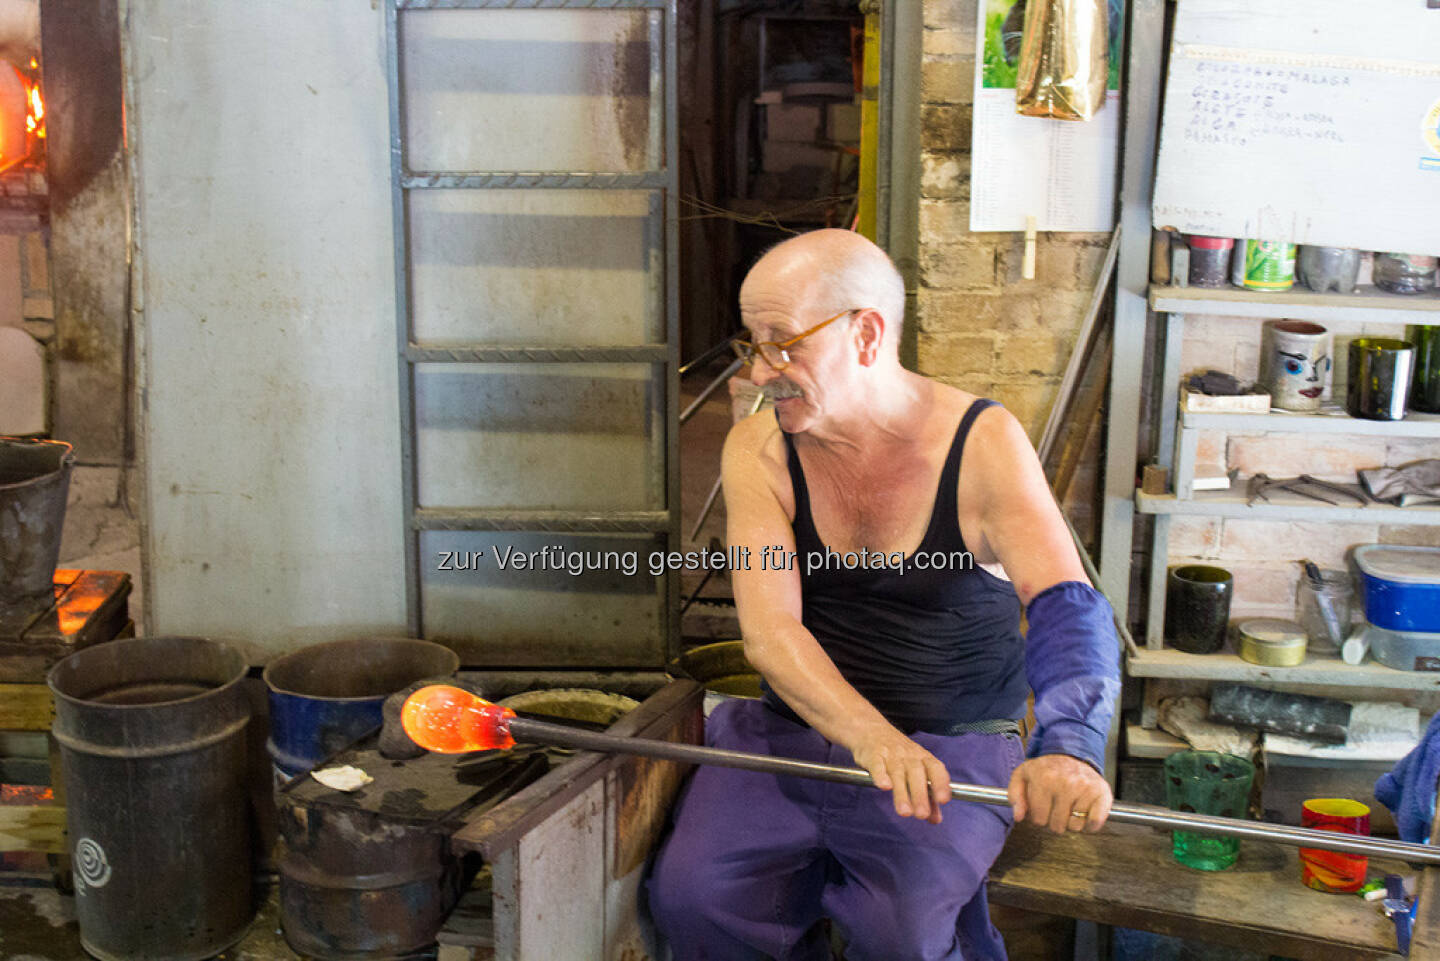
1355;545;1440;584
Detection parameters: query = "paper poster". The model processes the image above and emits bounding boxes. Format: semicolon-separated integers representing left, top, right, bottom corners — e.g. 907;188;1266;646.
1151;0;1440;254
969;0;1121;232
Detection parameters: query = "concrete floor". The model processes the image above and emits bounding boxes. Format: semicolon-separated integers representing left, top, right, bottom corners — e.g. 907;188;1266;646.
0;874;303;961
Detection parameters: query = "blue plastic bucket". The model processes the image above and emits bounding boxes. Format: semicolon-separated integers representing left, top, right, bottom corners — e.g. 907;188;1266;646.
262;638;459;781
1355;545;1440;633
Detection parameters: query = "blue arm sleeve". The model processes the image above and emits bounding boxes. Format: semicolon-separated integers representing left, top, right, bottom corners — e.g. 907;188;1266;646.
1375;711;1440;844
1023;580;1122;772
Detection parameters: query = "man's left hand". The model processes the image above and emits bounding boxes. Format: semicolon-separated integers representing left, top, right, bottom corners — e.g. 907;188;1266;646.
1006;754;1112;834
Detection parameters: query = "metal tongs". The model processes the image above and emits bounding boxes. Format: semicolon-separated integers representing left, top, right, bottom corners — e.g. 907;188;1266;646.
1245;473;1370;507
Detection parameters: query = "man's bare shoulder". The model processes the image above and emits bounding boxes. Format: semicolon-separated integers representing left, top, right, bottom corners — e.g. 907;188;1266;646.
950;389;1038;483
722;408;788;476
722;409;794;516
920;378;1032;468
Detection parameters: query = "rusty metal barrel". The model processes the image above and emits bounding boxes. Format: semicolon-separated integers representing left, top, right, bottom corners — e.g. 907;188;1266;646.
48;636;253;961
0;436;74;612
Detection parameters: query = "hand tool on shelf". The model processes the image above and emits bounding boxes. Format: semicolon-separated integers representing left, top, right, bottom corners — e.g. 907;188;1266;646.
401;685;1440;867
1297;474;1370;506
1246;473;1367;507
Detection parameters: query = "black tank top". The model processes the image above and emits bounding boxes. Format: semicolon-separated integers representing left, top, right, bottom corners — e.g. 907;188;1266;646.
766;399;1029;733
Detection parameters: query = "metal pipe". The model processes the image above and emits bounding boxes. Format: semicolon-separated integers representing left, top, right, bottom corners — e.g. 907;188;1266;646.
688;391;765;540
680;356;745;425
680;337;741;378
506;715;1440;866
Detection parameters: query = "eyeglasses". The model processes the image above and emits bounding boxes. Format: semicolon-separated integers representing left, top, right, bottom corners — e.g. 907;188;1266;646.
730;308;866;372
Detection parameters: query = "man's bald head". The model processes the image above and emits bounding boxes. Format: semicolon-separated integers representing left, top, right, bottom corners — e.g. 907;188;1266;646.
742;229;906;349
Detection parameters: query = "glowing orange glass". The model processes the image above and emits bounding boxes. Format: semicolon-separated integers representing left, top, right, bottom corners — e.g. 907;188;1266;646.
401;684;517;753
730;307;867;372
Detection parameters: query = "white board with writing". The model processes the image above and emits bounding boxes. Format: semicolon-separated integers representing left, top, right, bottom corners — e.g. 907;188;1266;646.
1152;0;1440;254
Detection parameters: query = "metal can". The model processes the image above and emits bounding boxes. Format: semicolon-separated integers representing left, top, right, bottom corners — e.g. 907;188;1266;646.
1237;618;1308;667
1231;240;1296;291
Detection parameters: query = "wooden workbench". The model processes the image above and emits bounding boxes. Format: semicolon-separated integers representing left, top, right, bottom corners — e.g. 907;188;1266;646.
989;820;1413;960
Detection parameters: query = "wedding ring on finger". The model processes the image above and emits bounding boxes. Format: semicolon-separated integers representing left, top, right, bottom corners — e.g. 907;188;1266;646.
1069;810;1088;820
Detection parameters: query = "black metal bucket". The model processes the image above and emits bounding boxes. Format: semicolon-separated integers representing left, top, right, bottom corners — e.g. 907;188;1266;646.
48;636;253;961
0;436;75;612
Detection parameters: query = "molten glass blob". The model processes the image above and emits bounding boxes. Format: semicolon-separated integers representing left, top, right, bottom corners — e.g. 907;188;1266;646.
400;685;517;753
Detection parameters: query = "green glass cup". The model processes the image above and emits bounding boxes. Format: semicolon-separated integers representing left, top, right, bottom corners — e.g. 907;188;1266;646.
1163;750;1255;870
1407;325;1440;414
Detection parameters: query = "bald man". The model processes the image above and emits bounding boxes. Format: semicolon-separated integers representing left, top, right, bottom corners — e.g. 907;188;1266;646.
648;230;1120;961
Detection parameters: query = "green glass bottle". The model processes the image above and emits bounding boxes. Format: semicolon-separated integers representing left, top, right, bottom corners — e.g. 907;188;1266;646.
1408;325;1440;413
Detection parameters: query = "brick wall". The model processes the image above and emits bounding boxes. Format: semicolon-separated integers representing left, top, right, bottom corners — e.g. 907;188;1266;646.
916;0;1111;535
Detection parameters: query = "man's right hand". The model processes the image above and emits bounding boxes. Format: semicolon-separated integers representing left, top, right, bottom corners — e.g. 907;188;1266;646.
851;725;952;824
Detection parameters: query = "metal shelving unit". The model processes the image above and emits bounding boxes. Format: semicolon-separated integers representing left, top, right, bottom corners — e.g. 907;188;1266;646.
384;0;680;665
1104;1;1440;757
1140;281;1440;661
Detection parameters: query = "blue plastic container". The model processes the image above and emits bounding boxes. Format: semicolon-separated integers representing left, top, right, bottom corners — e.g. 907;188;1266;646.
262;638;459;781
1355;545;1440;633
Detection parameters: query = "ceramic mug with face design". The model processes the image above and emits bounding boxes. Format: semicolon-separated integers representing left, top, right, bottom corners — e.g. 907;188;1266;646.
1262;320;1331;411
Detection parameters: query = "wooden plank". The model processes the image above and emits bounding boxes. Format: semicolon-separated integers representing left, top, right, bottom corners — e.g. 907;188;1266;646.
1128;648;1440;691
1137;488;1440;525
1126;723;1187;759
0;804;65;854
1183;409;1440;438
0;684;54;730
509;781;605;961
611;700;702;878
1150;284;1440;325
989;822;1405;961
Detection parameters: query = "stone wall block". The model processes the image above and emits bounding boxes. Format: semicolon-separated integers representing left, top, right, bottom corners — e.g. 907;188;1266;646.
920;241;999;290
996;329;1073;376
1379;526;1440;548
1226;434;1389;481
921;103;973;153
921;57;976;105
1219;519;1378;568
917;332;996;376
919;199;970;246
917;289;1040;335
990;377;1060;437
920;152;970;201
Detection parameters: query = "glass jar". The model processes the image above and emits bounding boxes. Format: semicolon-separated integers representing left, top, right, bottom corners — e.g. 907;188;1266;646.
1374;253;1437;294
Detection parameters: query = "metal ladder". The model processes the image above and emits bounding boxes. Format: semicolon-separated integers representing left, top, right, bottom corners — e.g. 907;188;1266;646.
384;0;679;667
